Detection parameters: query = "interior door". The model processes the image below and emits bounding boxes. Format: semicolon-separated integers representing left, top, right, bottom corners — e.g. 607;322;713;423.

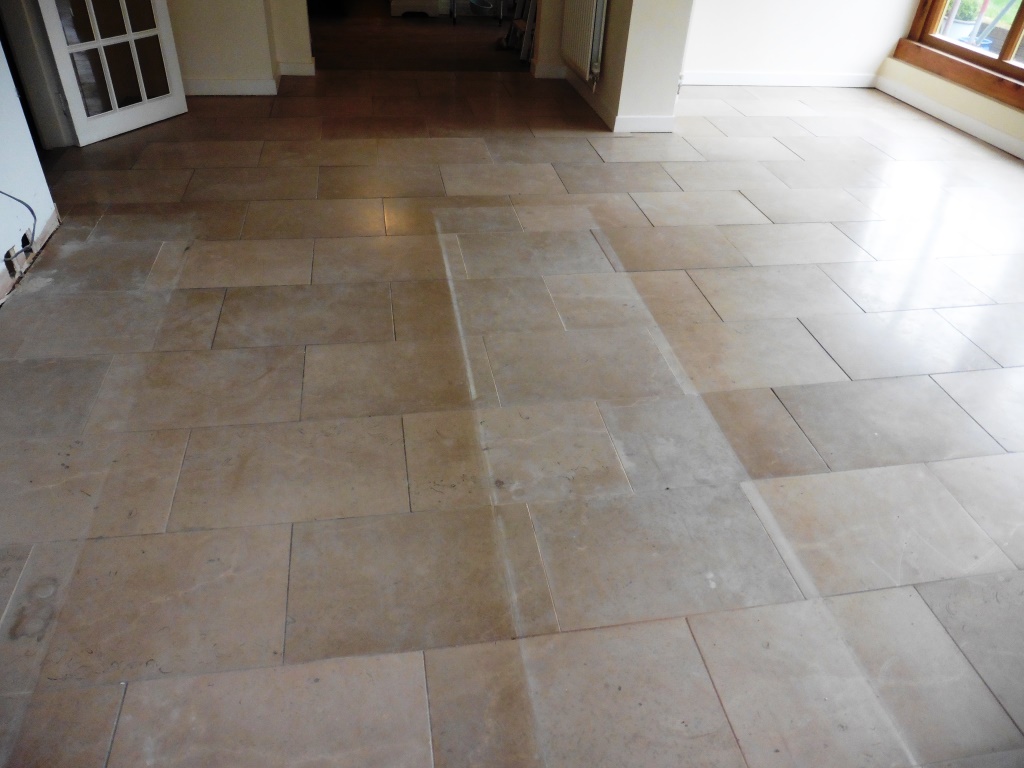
38;0;186;146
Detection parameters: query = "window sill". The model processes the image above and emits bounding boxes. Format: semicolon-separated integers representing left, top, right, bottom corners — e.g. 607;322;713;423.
893;39;1024;110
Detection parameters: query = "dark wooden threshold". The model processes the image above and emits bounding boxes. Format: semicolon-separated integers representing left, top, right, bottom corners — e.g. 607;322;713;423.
893;38;1024;110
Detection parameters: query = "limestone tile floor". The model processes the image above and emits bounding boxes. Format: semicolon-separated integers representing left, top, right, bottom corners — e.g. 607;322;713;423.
2;74;1024;767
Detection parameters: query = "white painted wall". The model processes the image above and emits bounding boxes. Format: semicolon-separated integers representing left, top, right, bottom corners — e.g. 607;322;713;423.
682;0;918;87
0;42;56;261
265;0;315;77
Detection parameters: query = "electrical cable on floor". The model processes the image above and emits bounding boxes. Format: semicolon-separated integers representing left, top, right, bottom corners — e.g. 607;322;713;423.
0;188;38;282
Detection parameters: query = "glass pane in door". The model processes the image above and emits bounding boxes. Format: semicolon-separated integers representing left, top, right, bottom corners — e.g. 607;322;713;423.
105;42;143;107
125;0;157;31
71;49;112;116
135;35;169;97
56;0;95;44
92;0;127;38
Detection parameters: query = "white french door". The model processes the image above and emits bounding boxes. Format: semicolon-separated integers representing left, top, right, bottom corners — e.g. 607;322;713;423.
38;0;186;146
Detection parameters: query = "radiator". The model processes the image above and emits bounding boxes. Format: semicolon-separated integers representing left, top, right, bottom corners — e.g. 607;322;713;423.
560;0;608;85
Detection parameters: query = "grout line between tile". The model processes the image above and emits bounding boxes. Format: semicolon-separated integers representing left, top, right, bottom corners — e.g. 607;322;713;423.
101;682;129;768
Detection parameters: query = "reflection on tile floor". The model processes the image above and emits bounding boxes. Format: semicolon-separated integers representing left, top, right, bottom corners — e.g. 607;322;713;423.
3;76;1024;766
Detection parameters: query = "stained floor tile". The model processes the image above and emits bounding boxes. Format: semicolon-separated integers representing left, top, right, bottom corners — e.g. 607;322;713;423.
510;193;650;231
178;240;314;288
51;169;192;205
313;235;462;282
133;141;263;169
319;165;445;198
242;199;385;239
458;230;611;278
0;359;109;440
88;201;248;241
183;167;318;201
441;164;566;195
384;196;521;235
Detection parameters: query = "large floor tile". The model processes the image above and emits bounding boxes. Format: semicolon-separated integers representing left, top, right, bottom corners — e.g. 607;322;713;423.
313;234;463;283
741;187;879;223
377;137;490;164
183;167;318;201
510;193;650;230
18;240;162;294
703;388;829;478
441;163;566;195
214;282;393;347
285;506;556;661
241;199;385;238
319;164;445;198
86;347;304;432
754;465;1013;595
691;591;1023;768
51;169;192;205
553;163;680;193
709;116;811;138
940;303;1024;367
775;377;1002;470
631;190;771;226
934;367;1024;451
929;454;1024;568
302;338;497;418
801;310;999;379
133;140;263;169
544;273;654;328
662;318;848;392
384;196;521;235
531;487;799;629
404;402;629;511
177;239;313;288
6;685;123;768
168;417;408;530
943;254;1024;303
686;136;802;161
485;328;681;405
257;138;377;166
821;261;994;312
835;219;989;261
40;526;290;686
392;278;562;340
458;230;611;278
485;136;602;164
108;655;432;768
762;158;885;188
88;201;248;241
0;359;109;440
719;222;872;265
593;225;747;271
588;135;702;162
661;160;789;191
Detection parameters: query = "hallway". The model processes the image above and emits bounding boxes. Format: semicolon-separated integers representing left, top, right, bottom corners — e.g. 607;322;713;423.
2;72;1024;766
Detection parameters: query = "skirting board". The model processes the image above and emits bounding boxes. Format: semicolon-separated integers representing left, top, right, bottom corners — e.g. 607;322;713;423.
681;71;878;88
877;75;1024;161
183;78;278;96
279;59;316;77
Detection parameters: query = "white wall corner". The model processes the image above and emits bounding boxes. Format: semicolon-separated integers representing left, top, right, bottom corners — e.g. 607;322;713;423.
278;58;316;77
183;78;279;96
680;71;879;88
611;114;675;133
876;75;1024;161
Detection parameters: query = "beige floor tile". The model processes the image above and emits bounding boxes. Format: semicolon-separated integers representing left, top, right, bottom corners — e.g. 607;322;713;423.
755;465;1013;595
778;135;892;163
484;137;602;164
703;388;828;478
511;193;651;231
185;96;274;118
51;170;192;206
821;261;994;312
587;136;703;162
168;417;407;531
674;98;743;117
594;225;747;271
691;593;1021;768
270;95;372;118
598;397;747;491
776;377;1003;470
762;159;885;188
934;367;1024;452
302;337;497;418
689;264;863;320
531;487;800;630
18;240;162;294
377;137;491;164
545;272;713;328
918;571;1024;733
631;191;771;226
404;403;629;511
183;167;318;201
86;347;304;432
719;222;872;265
741;187;880;223
188;117;323;142
0;546;29;615
133;141;263;169
708;116;813;137
0;431;186;545
929;454;1024;568
686;136;802;161
940;304;1024;367
322;115;428;139
177;239;313;288
672;115;725;137
802;310;999;379
384;196;521;235
313;234;463;282
242;199;385;238
661;160;788;191
88;201;248;242
214;283;393;347
6;685;123;768
517;620;746;768
40;526;289;686
835;219;990;261
107;655;432;768
663;318;847;392
485;328;681;405
553;163;680;193
458;230;611;278
319;164;444;198
631;271;723;325
441;163;566;196
943;254;1024;303
0;694;25;762
285;506;556;661
392;278;562;340
0;359;109;440
258;138;377;166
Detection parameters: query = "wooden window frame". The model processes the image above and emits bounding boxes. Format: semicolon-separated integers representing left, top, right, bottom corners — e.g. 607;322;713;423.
897;0;1024;109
